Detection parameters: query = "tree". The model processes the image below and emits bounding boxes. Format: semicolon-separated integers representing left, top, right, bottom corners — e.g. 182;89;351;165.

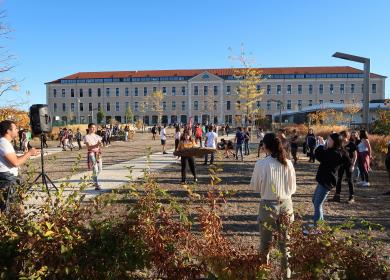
97;107;105;124
344;104;361;126
148;90;164;124
0;107;29;128
125;106;134;124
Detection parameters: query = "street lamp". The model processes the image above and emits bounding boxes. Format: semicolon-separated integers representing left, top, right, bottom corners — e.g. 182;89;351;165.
332;52;370;129
269;99;284;127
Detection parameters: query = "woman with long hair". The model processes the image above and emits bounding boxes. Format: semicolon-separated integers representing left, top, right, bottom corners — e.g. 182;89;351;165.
357;129;372;187
177;129;197;184
250;133;296;279
312;133;350;224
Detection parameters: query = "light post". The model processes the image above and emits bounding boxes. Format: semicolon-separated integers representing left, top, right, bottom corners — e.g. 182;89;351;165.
269;99;284;127
332;52;370;129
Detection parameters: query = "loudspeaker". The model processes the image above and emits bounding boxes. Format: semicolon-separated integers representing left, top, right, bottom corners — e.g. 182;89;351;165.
30;104;52;135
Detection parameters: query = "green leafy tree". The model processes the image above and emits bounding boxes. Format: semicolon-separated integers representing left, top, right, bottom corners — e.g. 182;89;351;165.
97;106;105;124
125;106;134;124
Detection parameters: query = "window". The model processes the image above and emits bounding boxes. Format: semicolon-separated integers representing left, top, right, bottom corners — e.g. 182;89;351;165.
226;100;231;110
361;84;364;92
330;99;334;103
71;103;75;112
181;101;185;111
340;84;344;94
53;89;57;98
62;89;66;97
80;89;83;97
319;84;324;94
256;101;261;108
162;87;167;95
309;100;313;106
125;88;129;96
204;86;208;95
308;84;312;95
88;88;92;97
106;102;110;111
134;87;138;96
172;101;176;110
106;88;110;97
62;103;66;111
71;89;74;97
153;87;157;93
350;84;355;93
143;87;148;96
226;85;231;94
80;102;84;111
372;84;376;93
134;102;139;111
172;87;176;96
53;103;57;112
97;88;101;97
256;84;261;91
267;101;271;110
204;101;208;110
340;100;344;104
194;101;199;110
277;85;281;94
194;86;199;95
214;85;218;95
287;100;291;110
181;86;186;96
125;102;129;110
277;102;281;109
267;85;271;95
298;100;302;110
115;88;120;97
89;103;92;111
236;101;241;110
98;103;101;110
162;101;166;110
330;84;334;94
116;102;120;111
287;85;291;94
213;101;217;110
319;100;323;104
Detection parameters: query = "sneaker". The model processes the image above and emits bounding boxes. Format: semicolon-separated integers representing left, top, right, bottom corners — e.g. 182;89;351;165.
163;151;168;154
362;181;370;187
95;185;102;191
194;178;198;183
330;194;341;202
347;196;355;204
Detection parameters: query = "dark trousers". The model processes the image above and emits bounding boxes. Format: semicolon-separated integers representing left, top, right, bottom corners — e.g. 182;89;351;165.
291;147;298;163
336;166;354;197
308;146;315;162
174;139;180;151
181;156;196;182
358;161;369;182
244;141;250;155
77;139;82;150
204;153;215;164
0;172;22;212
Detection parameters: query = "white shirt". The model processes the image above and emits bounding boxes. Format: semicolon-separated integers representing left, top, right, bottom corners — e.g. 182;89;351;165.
174;131;181;140
257;132;265;140
84;133;102;146
160;128;167;140
250;156;296;200
0;137;18;176
205;131;218;148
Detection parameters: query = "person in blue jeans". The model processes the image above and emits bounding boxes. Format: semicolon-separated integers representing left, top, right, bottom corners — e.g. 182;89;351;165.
312;133;350;224
234;127;245;161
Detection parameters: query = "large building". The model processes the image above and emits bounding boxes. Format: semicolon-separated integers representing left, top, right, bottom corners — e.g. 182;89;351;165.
46;66;386;125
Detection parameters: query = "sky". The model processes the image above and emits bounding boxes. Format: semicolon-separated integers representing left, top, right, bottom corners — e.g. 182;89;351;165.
1;0;389;109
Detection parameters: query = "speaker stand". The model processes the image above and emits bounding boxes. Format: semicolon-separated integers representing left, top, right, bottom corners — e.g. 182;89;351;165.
28;133;58;197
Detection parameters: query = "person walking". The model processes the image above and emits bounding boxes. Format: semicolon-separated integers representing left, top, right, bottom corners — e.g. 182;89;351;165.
160;124;168;154
61;128;69;151
330;131;357;203
244;127;250;155
177;129;197;184
257;128;265;157
42;133;49;148
356;130;372;187
349;131;360;183
234;127;245;161
383;140;390;195
174;126;181;158
204;125;218;165
250;133;296;279
195;124;203;147
306;128;316;163
290;129;299;165
312;133;350;224
67;129;74;151
151;124;157;140
225;124;230;137
124;125;130;142
75;128;82;150
84;123;103;191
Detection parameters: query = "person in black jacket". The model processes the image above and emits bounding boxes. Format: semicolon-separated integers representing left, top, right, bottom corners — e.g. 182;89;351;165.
312;133;350;224
305;128;316;162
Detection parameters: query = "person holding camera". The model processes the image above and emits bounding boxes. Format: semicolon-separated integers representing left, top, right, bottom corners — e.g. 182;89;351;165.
0;120;40;212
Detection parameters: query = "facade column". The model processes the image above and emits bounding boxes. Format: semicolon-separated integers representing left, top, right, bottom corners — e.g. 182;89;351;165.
219;81;224;124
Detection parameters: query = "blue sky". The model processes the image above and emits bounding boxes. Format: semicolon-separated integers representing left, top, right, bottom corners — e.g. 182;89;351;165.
1;0;389;108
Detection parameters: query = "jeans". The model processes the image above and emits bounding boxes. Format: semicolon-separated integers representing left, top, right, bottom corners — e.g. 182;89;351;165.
235;143;243;160
258;198;294;279
204;153;214;165
88;153;102;186
244;141;250;155
308;146;315;162
312;183;330;224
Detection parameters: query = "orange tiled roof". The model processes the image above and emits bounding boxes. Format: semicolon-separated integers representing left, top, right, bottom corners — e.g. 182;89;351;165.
48;66;385;83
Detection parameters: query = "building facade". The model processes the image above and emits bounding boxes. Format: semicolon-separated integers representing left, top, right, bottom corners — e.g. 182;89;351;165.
46;66;386;125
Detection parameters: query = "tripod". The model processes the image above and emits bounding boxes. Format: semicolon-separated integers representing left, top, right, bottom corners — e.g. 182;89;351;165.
29;133;58;196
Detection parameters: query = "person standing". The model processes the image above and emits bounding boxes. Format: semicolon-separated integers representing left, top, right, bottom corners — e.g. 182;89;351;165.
356;130;372;187
250;133;296;279
290;129;299;165
84;123;103;191
234;127;245;161
244;127;250;155
174;126;181;156
67;129;74;151
306;128;316;163
0;120;40;212
160;124;168;154
195;124;203;147
151;124;157;140
75;128;82;150
204;125;218;165
177;130;197;184
383;140;390;195
257;128;265;157
312;133;350;224
225;124;230;137
124;125;130;142
330;131;357;203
